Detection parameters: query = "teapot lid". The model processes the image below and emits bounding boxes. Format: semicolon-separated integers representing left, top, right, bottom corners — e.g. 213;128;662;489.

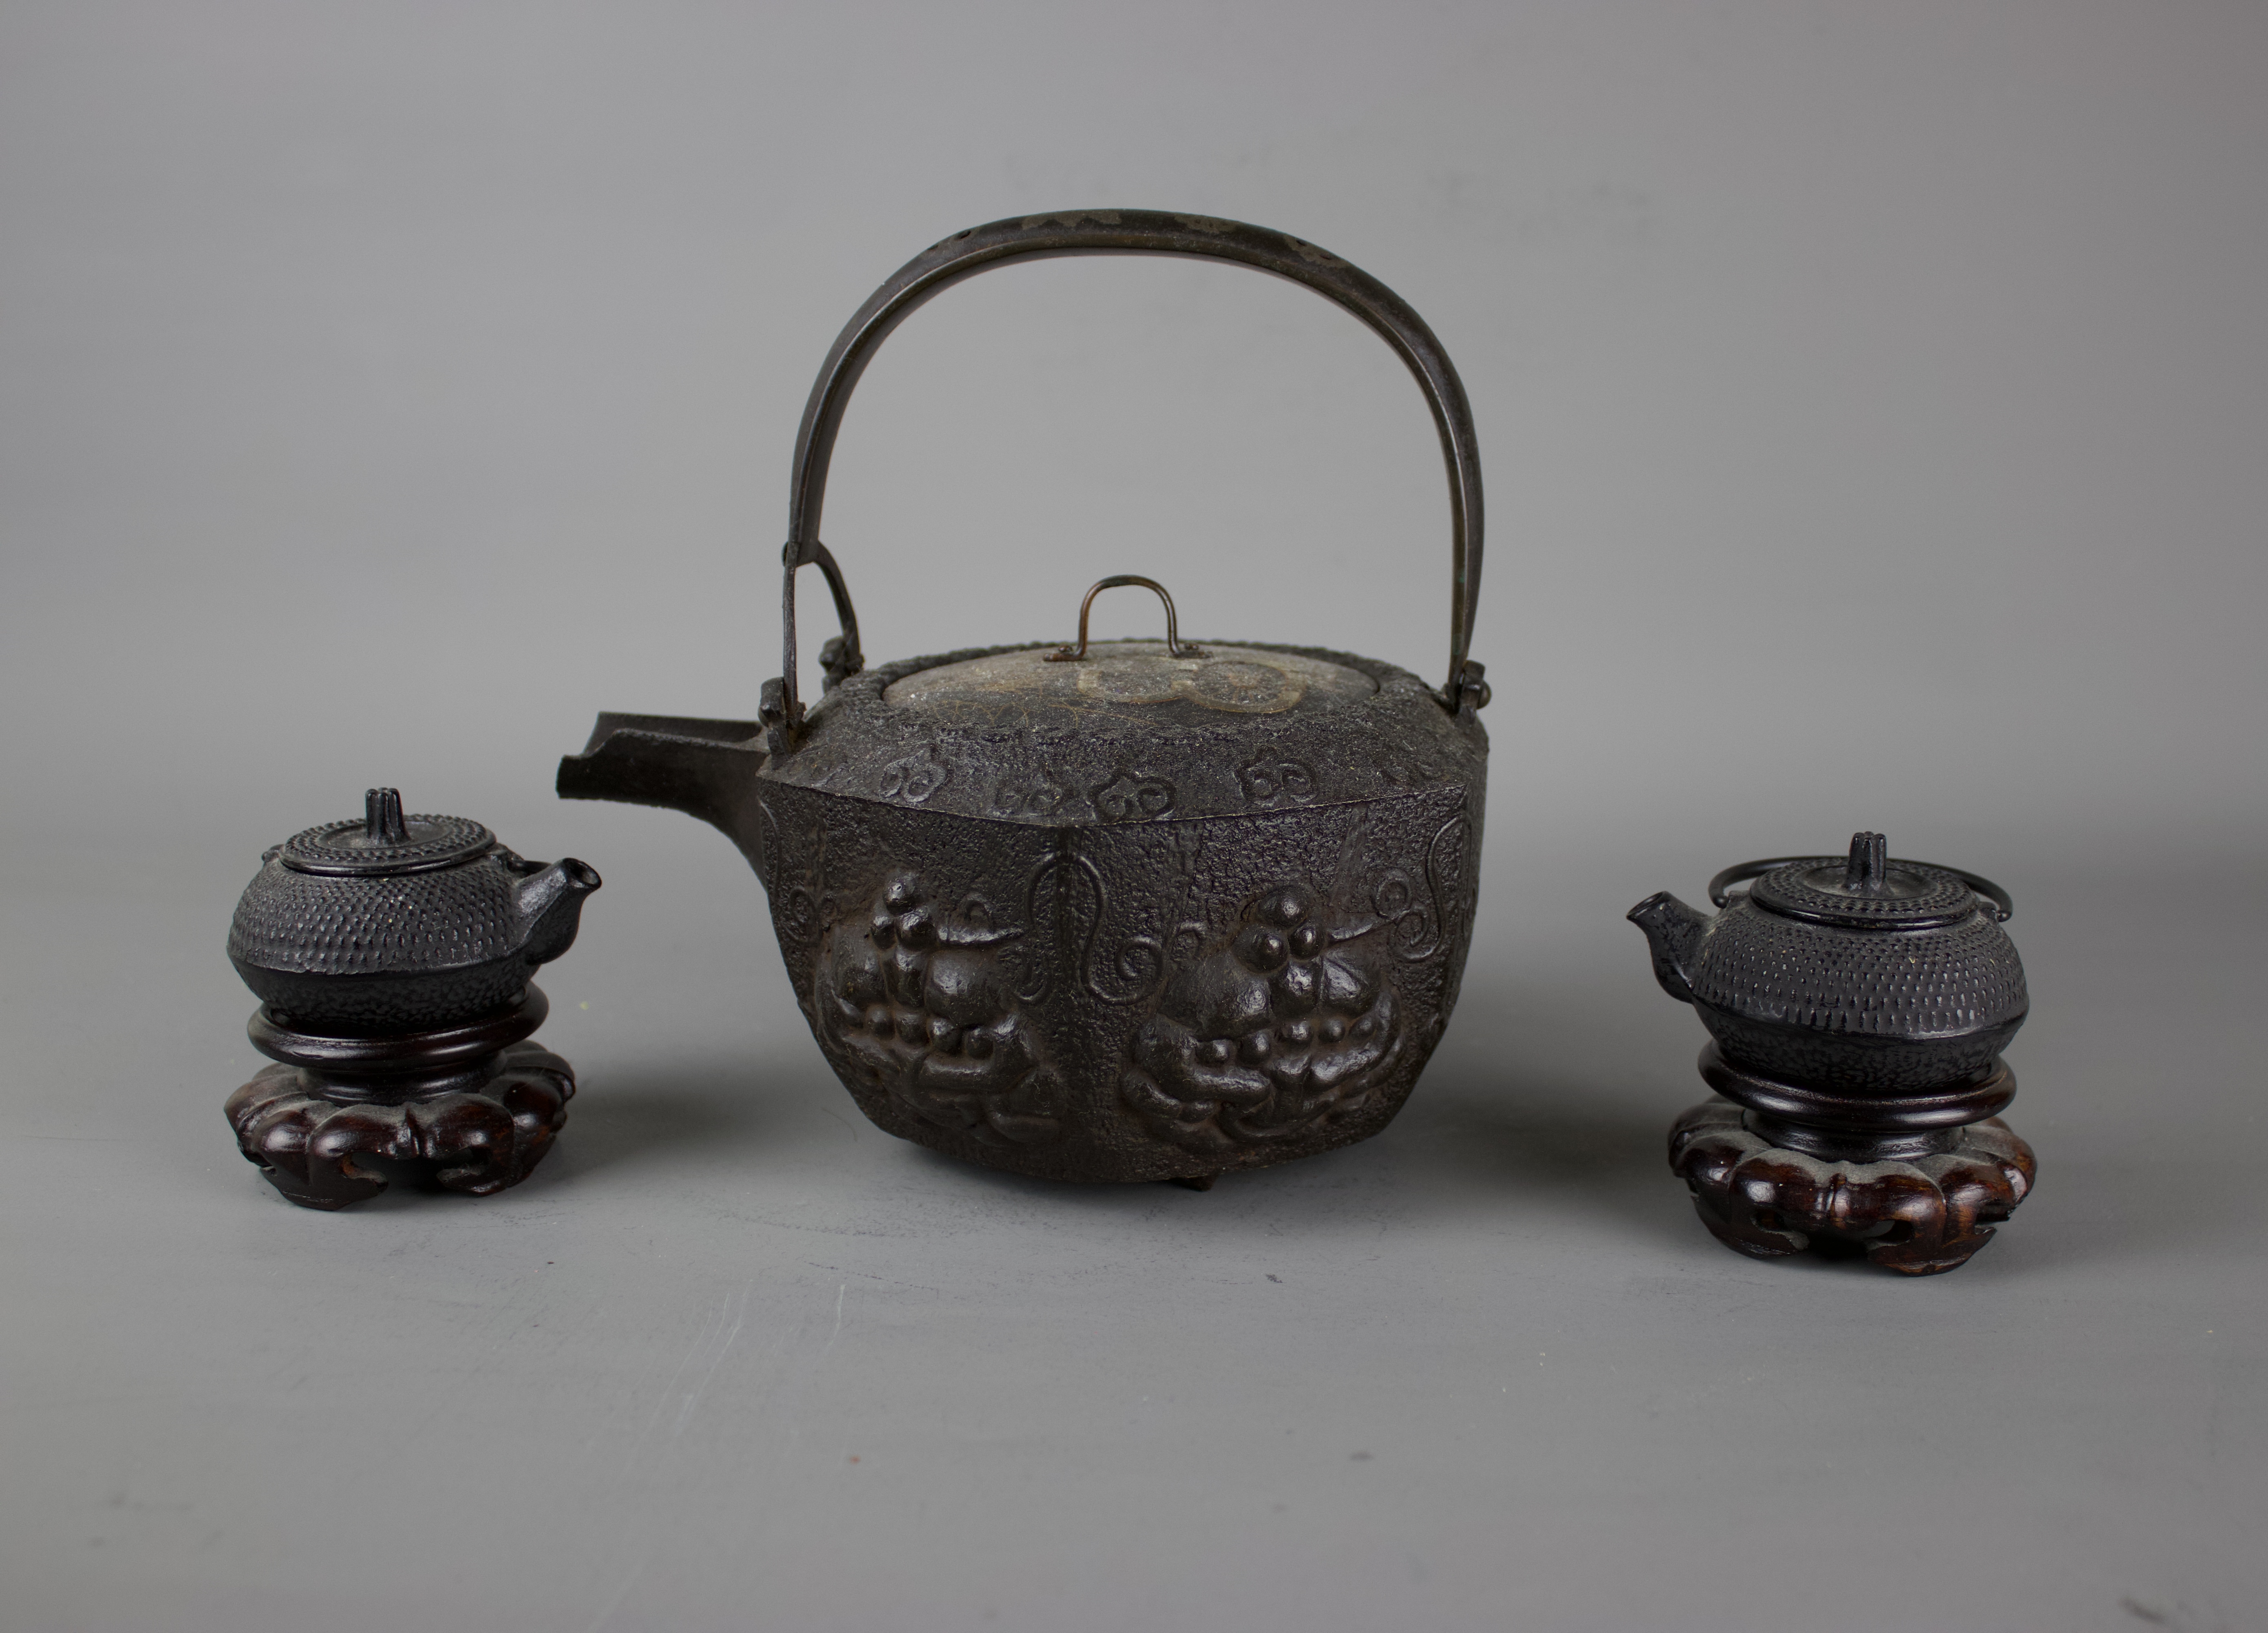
1742;832;1997;929
279;788;496;877
761;575;1485;827
877;576;1377;722
882;642;1379;720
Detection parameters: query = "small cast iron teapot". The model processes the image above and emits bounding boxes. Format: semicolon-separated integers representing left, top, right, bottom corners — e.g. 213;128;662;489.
1629;832;2026;1094
229;788;602;1035
560;210;1490;1184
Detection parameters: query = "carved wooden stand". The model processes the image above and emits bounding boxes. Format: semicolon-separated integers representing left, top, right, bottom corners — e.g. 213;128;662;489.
1668;1044;2036;1275
225;987;574;1210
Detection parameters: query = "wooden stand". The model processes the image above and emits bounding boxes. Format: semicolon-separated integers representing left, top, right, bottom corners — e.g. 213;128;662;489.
225;987;574;1210
1668;1043;2035;1275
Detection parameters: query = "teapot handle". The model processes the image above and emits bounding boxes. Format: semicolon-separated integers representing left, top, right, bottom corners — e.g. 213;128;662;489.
766;209;1487;748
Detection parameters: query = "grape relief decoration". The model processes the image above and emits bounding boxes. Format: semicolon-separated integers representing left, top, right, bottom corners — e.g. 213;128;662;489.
814;874;1063;1149
1118;883;1402;1155
1117;810;1426;1155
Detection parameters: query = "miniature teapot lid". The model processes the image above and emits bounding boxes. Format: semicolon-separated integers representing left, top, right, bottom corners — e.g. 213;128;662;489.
278;788;496;877
1715;832;2013;930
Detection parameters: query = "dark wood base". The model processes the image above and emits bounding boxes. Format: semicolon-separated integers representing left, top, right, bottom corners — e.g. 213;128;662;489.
225;989;575;1210
1668;1097;2035;1275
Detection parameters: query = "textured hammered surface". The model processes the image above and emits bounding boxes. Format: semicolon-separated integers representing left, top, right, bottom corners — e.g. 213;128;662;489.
771;640;1477;825
280;812;495;875
1690;903;2027;1033
1686;900;2027;1092
1749;856;1982;926
230;850;532;975
227;849;554;1032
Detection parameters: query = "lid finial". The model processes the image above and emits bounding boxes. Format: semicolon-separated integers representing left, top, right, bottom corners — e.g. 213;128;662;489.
1845;831;1888;894
365;788;409;844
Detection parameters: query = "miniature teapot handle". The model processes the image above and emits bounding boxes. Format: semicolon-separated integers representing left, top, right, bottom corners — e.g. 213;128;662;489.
767;209;1488;747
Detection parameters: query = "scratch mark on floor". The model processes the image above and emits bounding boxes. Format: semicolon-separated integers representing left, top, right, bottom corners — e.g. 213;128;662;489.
586;1541;656;1633
822;1281;846;1362
673;1282;750;1440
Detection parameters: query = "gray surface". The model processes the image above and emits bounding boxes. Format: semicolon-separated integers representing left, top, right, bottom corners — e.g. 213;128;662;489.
7;837;2264;1632
4;2;2265;1629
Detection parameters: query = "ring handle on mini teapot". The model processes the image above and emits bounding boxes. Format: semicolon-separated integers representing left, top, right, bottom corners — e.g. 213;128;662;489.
1707;857;2014;921
766;209;1488;749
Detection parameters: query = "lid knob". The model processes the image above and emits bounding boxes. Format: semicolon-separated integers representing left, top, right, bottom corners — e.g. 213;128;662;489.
1047;576;1204;663
1844;831;1889;894
365;788;410;844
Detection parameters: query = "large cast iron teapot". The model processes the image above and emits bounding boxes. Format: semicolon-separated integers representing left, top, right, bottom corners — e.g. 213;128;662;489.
559;210;1490;1184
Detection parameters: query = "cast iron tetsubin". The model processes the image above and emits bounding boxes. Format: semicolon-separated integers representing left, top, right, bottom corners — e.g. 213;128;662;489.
560;209;1490;1185
226;788;601;1208
1629;830;2027;1095
1629;832;2036;1273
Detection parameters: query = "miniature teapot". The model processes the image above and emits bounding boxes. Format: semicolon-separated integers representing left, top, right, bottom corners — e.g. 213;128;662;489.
560;209;1490;1186
1628;832;2026;1095
229;788;602;1035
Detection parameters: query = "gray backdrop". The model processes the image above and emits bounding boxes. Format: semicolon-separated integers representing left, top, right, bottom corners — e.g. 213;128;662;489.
3;3;2262;1629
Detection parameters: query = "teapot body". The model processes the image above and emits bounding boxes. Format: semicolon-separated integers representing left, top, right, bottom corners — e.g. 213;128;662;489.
565;640;1486;1183
759;782;1479;1181
1630;836;2027;1096
749;642;1482;1181
1678;894;2026;1093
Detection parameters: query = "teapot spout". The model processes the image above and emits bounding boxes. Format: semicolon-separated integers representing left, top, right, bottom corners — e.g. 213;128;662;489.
515;858;604;968
1627;892;1709;1004
557;712;769;872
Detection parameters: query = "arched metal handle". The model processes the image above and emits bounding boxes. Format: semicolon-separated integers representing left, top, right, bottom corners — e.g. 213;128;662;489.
765;208;1488;749
1708;857;2014;921
1046;576;1203;662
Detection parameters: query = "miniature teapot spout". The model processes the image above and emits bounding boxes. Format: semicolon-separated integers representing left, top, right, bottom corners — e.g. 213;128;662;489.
1626;891;1708;1004
514;857;603;968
